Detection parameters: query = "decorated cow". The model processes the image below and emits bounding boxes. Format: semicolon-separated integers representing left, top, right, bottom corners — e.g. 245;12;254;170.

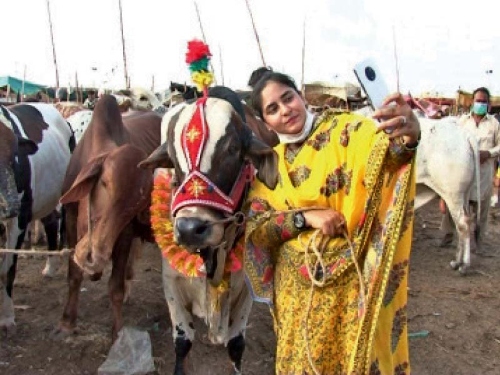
140;82;278;374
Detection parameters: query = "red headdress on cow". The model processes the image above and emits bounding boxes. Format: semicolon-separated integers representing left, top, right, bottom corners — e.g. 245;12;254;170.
169;39;253;217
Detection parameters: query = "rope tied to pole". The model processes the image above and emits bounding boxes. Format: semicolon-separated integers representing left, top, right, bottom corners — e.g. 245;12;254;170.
0;248;74;256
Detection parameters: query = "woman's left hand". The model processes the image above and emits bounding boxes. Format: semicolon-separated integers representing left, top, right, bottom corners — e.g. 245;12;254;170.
372;92;421;145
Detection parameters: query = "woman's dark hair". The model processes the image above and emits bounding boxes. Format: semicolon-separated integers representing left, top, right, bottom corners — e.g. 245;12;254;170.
472;86;490;101
250;71;300;119
248;66;273;88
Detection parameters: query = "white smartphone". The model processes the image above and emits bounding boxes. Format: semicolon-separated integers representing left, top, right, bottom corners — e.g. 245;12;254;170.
353;58;391;110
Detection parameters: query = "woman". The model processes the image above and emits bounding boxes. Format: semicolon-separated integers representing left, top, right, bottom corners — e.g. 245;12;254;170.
244;71;420;374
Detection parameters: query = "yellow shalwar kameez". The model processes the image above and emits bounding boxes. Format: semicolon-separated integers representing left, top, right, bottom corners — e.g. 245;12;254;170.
244;110;416;375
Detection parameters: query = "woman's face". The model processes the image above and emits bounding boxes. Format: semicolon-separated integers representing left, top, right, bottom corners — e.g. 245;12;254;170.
260;81;307;135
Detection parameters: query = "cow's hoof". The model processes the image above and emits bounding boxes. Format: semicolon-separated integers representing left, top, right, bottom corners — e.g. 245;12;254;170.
0;321;17;338
49;325;77;340
458;265;469;276
42;257;61;278
449;260;461;270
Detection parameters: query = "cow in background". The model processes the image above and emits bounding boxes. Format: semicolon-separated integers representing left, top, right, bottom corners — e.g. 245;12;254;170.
139;86;278;374
414;117;481;274
0;103;74;335
52;95;162;341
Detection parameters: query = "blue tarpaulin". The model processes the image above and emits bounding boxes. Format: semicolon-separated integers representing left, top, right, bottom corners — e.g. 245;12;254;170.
0;76;47;95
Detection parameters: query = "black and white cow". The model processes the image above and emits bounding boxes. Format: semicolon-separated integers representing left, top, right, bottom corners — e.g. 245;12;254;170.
0;103;74;335
140;87;278;375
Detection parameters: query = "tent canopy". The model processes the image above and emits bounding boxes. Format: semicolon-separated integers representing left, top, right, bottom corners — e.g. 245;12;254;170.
0;76;47;95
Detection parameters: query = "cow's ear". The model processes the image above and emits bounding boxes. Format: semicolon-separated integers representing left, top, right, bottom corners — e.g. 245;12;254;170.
60;153;108;204
18;137;38;155
246;137;279;190
138;143;174;169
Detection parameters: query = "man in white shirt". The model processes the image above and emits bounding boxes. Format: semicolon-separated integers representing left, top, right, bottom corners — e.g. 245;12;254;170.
440;87;500;253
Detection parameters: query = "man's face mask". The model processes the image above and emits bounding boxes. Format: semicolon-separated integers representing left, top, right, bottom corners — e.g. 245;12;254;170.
472;101;488;116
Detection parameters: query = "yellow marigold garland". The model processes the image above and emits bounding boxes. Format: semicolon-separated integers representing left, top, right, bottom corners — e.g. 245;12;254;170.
151;169;243;278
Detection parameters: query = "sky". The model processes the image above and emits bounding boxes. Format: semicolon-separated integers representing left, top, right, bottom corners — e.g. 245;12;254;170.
2;0;500;97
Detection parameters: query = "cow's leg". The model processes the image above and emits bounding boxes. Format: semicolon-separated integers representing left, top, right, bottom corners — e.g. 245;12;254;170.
41;210;61;277
108;227;135;341
447;205;471;274
52;204;83;338
0;218;27;336
123;238;142;303
227;334;245;374
226;269;252;374
0;253;17;336
162;259;197;375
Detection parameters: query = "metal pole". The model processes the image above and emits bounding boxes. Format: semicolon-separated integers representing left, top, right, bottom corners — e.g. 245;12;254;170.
46;0;60;89
244;0;266;67
118;0;129;88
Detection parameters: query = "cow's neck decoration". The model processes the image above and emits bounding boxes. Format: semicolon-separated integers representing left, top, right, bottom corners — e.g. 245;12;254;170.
150;171;243;279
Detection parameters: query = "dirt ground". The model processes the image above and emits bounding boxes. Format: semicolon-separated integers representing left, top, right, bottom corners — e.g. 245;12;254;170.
1;201;499;375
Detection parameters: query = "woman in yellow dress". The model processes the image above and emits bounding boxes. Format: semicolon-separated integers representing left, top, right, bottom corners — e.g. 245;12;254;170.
244;71;420;374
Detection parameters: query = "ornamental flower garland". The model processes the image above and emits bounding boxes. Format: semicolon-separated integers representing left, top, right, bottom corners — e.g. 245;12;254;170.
150;169;243;278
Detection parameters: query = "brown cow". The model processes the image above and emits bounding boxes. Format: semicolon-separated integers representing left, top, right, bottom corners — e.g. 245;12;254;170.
51;95;162;340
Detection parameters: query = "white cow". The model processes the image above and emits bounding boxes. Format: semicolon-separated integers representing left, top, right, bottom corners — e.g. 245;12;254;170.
0;103;74;335
415;117;481;274
140;87;278;374
355;108;481;274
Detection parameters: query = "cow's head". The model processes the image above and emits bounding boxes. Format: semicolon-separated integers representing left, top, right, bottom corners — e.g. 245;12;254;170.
140;87;278;280
60;145;152;275
0;111;37;220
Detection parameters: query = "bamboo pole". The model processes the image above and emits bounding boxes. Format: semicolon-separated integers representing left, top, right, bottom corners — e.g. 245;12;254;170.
392;25;400;92
46;0;60;89
301;17;306;97
118;0;130;88
219;45;225;86
193;1;217;85
244;0;266;67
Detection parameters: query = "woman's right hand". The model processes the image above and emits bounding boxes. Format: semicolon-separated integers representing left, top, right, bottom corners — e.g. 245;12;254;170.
303;209;346;237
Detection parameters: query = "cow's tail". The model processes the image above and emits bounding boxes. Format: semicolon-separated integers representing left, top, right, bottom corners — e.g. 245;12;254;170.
469;133;481;230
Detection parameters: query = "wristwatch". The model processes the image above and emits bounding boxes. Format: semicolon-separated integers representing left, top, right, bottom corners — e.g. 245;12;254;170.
293;212;307;229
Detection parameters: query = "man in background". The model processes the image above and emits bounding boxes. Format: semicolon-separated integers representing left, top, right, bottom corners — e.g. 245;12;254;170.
440;87;500;253
83;89;97;110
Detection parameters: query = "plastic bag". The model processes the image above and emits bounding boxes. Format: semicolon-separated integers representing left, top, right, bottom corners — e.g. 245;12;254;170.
98;326;155;375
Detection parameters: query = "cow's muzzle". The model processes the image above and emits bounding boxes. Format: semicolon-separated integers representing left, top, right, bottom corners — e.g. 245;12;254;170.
174;217;222;249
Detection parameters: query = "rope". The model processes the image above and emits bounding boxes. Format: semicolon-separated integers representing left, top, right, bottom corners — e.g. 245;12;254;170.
299;228;366;375
0;248;74;256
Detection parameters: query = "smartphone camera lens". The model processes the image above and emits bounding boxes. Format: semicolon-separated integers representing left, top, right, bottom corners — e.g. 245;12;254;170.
365;67;376;81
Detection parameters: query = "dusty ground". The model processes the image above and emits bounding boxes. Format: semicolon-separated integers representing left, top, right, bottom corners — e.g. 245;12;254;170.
1;201;499;375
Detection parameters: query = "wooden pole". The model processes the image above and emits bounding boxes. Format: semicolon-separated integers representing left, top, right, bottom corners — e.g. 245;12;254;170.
21;65;26;101
244;0;266;67
75;71;80;103
193;1;217;85
301;18;306;97
118;0;130;88
392;25;400;92
219;45;225;86
46;0;60;89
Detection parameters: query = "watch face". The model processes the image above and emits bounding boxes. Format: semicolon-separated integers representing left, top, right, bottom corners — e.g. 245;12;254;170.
294;212;306;229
